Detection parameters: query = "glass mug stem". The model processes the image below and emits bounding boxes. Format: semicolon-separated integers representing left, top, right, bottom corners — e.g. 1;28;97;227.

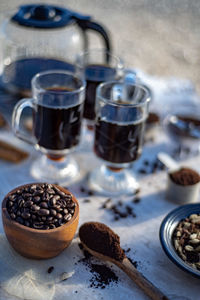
12;98;36;145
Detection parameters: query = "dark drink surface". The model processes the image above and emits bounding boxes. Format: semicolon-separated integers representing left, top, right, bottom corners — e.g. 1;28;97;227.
94;118;145;164
3;57;75;94
84;64;117;120
33;87;83;151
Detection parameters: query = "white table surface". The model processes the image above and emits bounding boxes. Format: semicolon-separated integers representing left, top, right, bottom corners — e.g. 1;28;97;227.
0;75;200;300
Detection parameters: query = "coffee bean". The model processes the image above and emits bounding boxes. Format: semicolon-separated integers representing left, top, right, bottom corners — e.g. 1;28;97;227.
38;209;50;216
10;213;16;219
57;207;63;213
40;202;48;208
33;223;44;229
21;212;31;219
23;193;32;198
67;201;75;209
31;204;40;211
63;194;72;200
50;198;56;207
54;205;61;211
33;196;41;203
18;199;25;207
49;224;56;229
56;213;63;219
24;200;33;208
47;189;55;195
8;195;16;201
63;208;68;214
8;201;14;208
52;195;60;201
50;209;57;216
47;266;54;274
30;184;37;191
16;210;21;216
47;216;53;222
64;214;72;222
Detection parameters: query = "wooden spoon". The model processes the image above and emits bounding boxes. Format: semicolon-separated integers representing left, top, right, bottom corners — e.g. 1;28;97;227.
81;241;169;300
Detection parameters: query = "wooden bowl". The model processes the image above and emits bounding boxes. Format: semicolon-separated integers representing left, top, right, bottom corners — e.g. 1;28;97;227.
2;183;79;259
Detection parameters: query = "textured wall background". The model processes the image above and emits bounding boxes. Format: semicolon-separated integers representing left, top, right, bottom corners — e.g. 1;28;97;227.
0;0;200;91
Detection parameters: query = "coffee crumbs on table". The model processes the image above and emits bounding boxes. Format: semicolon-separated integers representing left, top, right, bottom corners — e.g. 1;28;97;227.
78;242;119;289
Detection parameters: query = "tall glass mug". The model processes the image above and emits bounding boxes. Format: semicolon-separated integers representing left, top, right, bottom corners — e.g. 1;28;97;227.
12;70;86;184
76;49;124;128
88;81;150;195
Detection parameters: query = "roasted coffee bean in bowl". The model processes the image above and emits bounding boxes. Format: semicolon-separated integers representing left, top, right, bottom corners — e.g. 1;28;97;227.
160;203;200;278
2;183;79;259
167;167;200;204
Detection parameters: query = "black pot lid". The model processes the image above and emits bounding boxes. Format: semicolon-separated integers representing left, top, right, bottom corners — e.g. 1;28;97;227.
11;4;91;29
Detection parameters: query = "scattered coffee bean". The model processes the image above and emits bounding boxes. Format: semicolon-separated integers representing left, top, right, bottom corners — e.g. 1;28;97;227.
138;158;166;175
132;197;141;204
6;183;76;230
47;266;54;274
83;199;91;203
101;198;137;221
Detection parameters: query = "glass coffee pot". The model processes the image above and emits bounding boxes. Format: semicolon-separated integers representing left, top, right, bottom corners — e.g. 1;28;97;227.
0;3;111;96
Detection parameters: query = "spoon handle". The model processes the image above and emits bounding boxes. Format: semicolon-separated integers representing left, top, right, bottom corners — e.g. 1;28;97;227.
120;258;169;300
157;152;179;170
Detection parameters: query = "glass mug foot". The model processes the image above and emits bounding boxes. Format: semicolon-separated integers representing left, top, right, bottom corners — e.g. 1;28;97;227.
30;155;81;185
88;165;139;195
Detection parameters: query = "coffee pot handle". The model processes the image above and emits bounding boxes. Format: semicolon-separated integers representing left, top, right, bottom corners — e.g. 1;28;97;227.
76;18;111;54
12;98;37;145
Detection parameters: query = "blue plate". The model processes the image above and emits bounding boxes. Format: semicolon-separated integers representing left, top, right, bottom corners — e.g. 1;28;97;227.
159;203;200;278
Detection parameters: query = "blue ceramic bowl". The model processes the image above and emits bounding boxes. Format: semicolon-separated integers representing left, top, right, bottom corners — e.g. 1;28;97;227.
160;203;200;278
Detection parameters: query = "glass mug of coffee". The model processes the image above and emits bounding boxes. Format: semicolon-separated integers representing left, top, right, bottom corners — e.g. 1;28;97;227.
12;70;86;184
76;49;124;128
88;81;150;195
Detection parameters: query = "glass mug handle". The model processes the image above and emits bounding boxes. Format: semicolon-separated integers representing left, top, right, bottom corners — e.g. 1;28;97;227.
12;98;37;145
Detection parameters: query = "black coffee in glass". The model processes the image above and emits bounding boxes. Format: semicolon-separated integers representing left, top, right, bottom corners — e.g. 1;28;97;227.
84;64;117;121
94;118;145;164
33;87;83;151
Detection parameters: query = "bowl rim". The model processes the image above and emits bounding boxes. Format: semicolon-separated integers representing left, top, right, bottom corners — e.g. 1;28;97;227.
159;203;200;278
2;182;79;233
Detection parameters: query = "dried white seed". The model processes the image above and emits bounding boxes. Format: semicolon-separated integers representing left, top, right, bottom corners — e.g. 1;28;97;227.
191;264;197;269
190;239;200;245
176;231;181;237
60;272;70;281
185;245;194;251
178;246;182;254
191;217;200;224
183;222;191;228
195;262;200;268
180;253;187;261
190;233;197;240
174;239;179;250
189;214;198;220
